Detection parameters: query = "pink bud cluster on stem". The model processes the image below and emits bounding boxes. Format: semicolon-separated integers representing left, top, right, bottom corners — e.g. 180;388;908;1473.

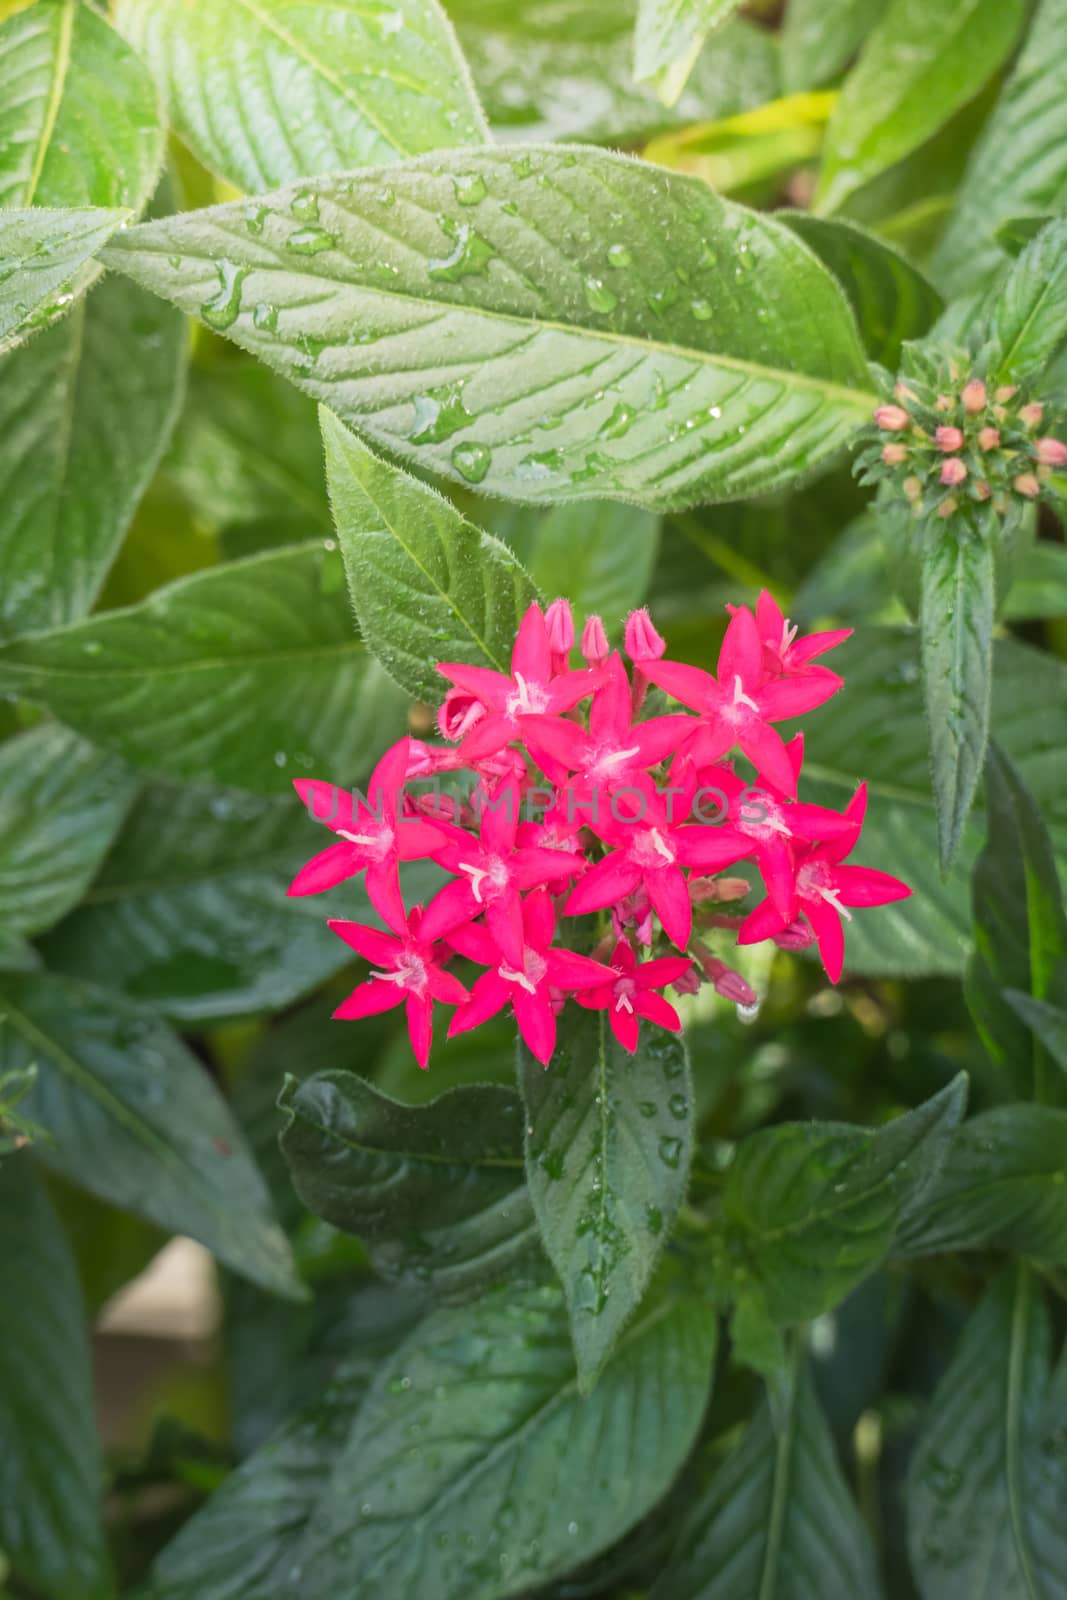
289;599;910;1069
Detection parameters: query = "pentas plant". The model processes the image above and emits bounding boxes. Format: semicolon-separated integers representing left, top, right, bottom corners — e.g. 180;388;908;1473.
290;598;911;1067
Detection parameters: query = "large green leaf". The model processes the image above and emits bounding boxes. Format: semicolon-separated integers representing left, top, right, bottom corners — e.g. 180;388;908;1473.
632;0;744;102
518;1007;693;1390
298;1277;715;1598
650;1363;879;1600
0;0;162;213
0;271;187;640
1005;540;1067;620
909;1267;1067;1599
989;218;1067;385
113;0;488;196
0;971;302;1298
0;1156;110;1600
322;411;538;702
780;0;887;93
899;1105;1067;1261
777;210;943;368
280;1073;537;1298
0;206;128;351
101;146;875;510
0;542;409;791
502;498;661;626
815;0;1027;215
0;723;134;940
936;0;1067;297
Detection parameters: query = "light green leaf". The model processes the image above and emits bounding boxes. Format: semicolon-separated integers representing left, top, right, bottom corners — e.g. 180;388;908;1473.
280;1073;537;1298
0;271;187;641
298;1277;716;1598
0;723;134;940
909;1267;1067;1599
995;214;1059;258
0;1156;111;1600
990;218;1067;385
935;0;1067;297
632;0;744;103
777;210;943;368
0;971;303;1299
781;0;887;93
0;542;409;792
518;1007;693;1390
899;1105;1067;1261
321;411;538;702
113;0;487;196
0;206;128;351
650;1363;879;1600
920;526;994;870
100;146;875;510
1004;540;1067;619
815;0;1027;216
0;0;163;213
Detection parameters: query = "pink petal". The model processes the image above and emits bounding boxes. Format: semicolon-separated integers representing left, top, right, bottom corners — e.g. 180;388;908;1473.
367;737;410;824
405;993;434;1068
802;895;845;983
609;1002;640;1053
575;987;612;1011
634;992;682;1031
487;886;525;967
333;979;405;1020
589;654;631;741
641;659;717;712
444;919;497;965
364;860;408;936
737;722;797;798
644;864;692;950
755;590;785;642
293;778;356;834
513;987;557;1064
435;663;511;707
327;920;402;965
637;955;693;989
519;713;591;773
756;834;798;922
718;605;763;688
418;877;480;945
758;670;842;721
610;937;637;975
397;817;447;859
288;840;362;897
673;824;752;872
545;666;605;713
522;885;556;951
513;845;583;890
832;865;912;907
543;950;617;990
427;965;469;1004
737;897;788;945
458;712;517;762
823;784;868;864
629;715;697;768
511;602;551;683
564;852;642;917
790;627;852;665
448;970;510;1035
786;802;855;843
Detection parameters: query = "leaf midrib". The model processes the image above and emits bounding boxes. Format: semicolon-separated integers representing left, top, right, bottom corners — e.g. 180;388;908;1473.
22;0;74;207
1005;1267;1045;1600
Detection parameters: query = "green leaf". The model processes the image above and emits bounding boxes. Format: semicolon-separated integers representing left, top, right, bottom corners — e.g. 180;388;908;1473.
777;210;943;368
297;1276;716;1598
989;218;1067;385
909;1266;1067;1599
279;1073;538;1298
1006;992;1067;1078
650;1362;879;1600
0;723;133;940
632;0;744;103
935;0;1067;297
0;271;187;641
781;0;888;93
899;1105;1067;1261
518;1007;693;1390
0;971;303;1299
0;0;163;212
717;1075;967;1325
1004;539;1067;619
920;526;995;871
36;783;432;1023
113;0;488;196
0;206;128;351
321;411;538;702
815;0;1027;216
0;1156;110;1600
995;214;1058;258
506;499;661;626
0;542;409;791
100;146;876;510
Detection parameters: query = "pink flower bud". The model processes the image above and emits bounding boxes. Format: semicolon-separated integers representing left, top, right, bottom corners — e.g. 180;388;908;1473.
935;394;954;412
903;476;923;503
975;479;992;502
580;613;609;668
545;597;574;655
978;427;1001;451
961;379;987;414
690;876;750;904
1034;437;1067;468
995;385;1019;402
694;946;757;1006
773;919;817;952
882;443;908;466
1014;472;1041;498
413;791;461;823
1020;402;1044;428
894;382;918;404
941;457;968;486
624;607;666;663
437;686;486;742
937;498;958;519
671;967;702;997
874;404;909;431
935;426;965;452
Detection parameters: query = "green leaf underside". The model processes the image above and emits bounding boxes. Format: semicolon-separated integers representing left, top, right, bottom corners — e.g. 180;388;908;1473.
518;1008;693;1389
112;0;488;195
100;145;875;510
0;972;302;1299
816;0;1027;215
0;724;134;940
781;0;888;94
0;1156;111;1600
0;272;187;641
296;1279;716;1597
909;1267;1067;1599
322;412;538;701
990;218;1067;385
651;1364;879;1600
280;1073;538;1297
632;0;744;87
0;206;128;349
0;542;409;792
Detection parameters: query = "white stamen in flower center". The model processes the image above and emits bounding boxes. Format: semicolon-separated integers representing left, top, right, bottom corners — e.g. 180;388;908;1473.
732;674;760;714
797;861;852;922
458;856;509;903
630;827;676;869
614;975;637;1014
590;743;640;778
505;671;551;717
499;949;548;993
371;952;428;992
741;799;791;839
338;822;394;861
780;619;799;654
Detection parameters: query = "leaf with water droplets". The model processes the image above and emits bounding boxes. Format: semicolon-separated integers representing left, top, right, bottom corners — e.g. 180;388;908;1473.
101;146;875;510
518;1006;694;1390
0;207;129;352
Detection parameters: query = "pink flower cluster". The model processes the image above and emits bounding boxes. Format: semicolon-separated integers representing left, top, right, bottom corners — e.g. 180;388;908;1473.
289;597;911;1068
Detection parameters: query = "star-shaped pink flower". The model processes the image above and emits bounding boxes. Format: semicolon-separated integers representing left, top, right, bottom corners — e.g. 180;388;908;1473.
746;591;852;679
447;888;616;1064
329;907;468;1068
575;938;692;1051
